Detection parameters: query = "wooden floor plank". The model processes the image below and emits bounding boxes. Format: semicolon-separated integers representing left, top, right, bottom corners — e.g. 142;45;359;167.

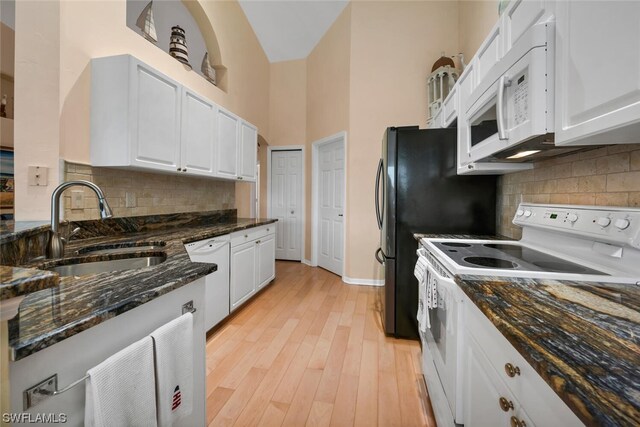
205;262;433;427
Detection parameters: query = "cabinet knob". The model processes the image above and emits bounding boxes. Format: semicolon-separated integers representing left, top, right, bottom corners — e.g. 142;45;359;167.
244;234;248;238
238;176;243;180
177;167;181;171
505;363;521;377
255;240;260;244
499;397;514;412
182;168;187;172
510;416;526;427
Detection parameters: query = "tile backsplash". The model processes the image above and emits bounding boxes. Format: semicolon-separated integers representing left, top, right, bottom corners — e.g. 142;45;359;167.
64;163;235;221
498;144;640;239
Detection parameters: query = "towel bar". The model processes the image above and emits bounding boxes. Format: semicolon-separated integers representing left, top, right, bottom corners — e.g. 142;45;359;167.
23;373;89;410
23;302;196;410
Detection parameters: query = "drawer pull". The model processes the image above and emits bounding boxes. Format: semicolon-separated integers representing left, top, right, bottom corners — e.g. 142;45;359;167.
505;363;521;377
499;397;514;412
510;416;526;427
244;234;248;238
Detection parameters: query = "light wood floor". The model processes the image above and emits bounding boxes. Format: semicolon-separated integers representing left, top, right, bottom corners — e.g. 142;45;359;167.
205;261;436;427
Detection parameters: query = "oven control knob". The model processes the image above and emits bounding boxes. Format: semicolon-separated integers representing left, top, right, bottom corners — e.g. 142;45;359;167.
524;210;532;218
516;209;524;217
614;218;630;230
596;217;611;227
567;213;579;223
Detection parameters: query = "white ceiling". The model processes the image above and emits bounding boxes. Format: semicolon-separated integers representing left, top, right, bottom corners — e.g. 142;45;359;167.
238;0;349;63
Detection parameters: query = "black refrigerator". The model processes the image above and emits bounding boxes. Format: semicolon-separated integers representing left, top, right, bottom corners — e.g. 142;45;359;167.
374;126;497;339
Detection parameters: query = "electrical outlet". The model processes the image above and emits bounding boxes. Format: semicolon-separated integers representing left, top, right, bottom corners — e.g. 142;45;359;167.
125;192;137;208
71;190;84;209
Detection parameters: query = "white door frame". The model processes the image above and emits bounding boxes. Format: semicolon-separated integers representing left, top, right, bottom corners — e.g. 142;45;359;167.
311;131;347;278
267;145;305;262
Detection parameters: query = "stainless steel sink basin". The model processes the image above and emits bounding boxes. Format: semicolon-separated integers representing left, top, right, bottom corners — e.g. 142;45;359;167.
47;255;167;276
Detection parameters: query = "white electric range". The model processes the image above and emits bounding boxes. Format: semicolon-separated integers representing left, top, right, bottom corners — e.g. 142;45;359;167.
416;203;640;427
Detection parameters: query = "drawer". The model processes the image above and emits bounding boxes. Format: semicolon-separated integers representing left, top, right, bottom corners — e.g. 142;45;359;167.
464;331;536;427
463;294;583;427
230;224;275;247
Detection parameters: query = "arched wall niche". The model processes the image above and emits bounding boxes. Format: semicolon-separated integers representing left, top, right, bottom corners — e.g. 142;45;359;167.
126;0;227;91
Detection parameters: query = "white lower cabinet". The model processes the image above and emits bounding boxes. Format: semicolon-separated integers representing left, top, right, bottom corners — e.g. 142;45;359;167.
257;234;276;289
463;294;584;427
230;225;276;311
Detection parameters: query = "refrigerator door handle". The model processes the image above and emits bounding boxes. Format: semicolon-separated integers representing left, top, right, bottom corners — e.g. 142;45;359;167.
375;247;385;264
375;158;384;229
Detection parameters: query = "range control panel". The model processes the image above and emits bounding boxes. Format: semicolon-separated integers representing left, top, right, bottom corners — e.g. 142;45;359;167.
513;203;640;248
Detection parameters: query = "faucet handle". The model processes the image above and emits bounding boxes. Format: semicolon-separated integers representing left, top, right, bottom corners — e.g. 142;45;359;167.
61;227;82;244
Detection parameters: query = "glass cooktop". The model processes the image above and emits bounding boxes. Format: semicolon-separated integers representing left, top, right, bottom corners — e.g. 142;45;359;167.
434;241;609;275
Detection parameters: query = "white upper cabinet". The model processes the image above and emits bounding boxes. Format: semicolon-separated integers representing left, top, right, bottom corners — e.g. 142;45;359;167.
180;89;217;176
554;0;640;146
91;55;259;181
238;121;258;181
442;84;458;128
133;65;182;171
215;108;240;179
501;0;549;54
475;22;503;85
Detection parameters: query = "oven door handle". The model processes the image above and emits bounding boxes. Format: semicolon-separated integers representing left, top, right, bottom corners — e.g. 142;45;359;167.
424;260;457;293
497;75;512;141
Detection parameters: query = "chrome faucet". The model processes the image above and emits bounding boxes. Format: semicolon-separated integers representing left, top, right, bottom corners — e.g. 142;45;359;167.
47;180;113;258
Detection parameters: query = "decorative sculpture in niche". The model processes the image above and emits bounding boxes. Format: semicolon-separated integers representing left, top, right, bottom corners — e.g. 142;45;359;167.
201;53;216;86
169;25;192;70
135;1;157;43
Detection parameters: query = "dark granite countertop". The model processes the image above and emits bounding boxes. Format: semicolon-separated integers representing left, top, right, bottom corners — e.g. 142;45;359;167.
417;234;640;426
9;218;277;361
0;266;59;301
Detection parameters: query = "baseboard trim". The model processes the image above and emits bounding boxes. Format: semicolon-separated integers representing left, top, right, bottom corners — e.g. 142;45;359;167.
342;276;384;287
301;259;315;266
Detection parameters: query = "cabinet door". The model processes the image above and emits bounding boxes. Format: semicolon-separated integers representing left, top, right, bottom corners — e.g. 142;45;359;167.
464;334;529;427
230;241;256;311
475;22;502;85
256;234;275;290
180;89;216;176
555;0;640;146
131;62;181;171
215;108;239;179
442;85;458;128
501;0;547;54
238;121;257;181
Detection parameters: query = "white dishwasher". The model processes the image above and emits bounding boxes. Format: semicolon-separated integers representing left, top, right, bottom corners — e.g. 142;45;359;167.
185;235;230;331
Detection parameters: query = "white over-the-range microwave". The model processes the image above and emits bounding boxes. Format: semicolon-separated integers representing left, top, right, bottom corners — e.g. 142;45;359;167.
458;20;577;173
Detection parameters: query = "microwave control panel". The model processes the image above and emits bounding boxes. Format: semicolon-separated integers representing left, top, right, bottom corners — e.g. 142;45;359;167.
512;71;529;126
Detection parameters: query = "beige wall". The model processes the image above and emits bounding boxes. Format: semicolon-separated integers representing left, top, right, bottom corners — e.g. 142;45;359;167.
15;0;269;220
458;1;498;65
345;1;459;280
14;0;61;221
305;5;352;261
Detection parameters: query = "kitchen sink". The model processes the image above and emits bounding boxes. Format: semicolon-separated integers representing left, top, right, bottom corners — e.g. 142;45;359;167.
46;254;167;276
75;242;165;256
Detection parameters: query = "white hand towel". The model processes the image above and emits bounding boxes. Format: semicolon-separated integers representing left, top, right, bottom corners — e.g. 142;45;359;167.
415;255;430;333
151;312;194;427
85;336;158;427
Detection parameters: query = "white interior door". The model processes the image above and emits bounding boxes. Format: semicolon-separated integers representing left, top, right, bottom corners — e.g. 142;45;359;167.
271;150;303;261
317;140;344;276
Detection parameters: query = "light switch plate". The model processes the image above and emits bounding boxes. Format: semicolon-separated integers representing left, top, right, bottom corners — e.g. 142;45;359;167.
27;166;48;186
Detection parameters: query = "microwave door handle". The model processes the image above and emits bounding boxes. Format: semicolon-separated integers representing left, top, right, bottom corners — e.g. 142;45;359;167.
497;75;512;141
375;158;383;229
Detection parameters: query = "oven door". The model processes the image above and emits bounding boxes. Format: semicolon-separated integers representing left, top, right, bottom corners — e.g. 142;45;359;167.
422;259;462;423
463;44;550;164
